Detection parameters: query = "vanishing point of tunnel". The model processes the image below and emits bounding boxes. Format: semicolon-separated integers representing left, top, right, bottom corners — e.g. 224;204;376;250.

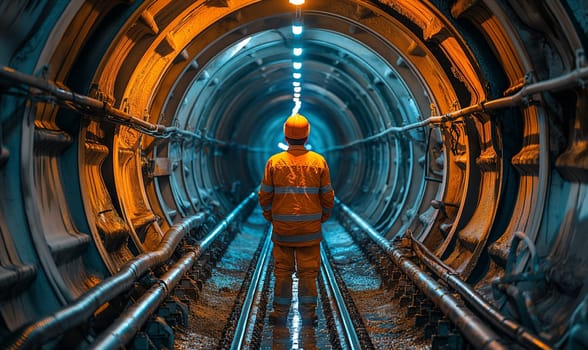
1;0;588;349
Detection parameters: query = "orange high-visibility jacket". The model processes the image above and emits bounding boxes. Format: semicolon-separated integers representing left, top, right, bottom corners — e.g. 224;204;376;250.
259;145;335;247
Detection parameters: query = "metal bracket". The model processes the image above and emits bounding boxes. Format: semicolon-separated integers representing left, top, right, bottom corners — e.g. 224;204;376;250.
524;71;535;85
157;296;189;328
121;97;130;113
34;64;50;80
149;157;171;177
137;316;174;350
88;83;114;105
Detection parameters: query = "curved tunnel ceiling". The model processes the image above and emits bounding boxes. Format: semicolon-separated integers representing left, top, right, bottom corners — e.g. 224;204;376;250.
1;0;588;347
92;0;463;233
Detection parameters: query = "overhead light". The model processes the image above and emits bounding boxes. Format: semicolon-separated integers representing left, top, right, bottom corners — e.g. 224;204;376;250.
293;72;301;79
294;86;302;93
289;0;305;5
293;62;302;70
293;81;300;87
292;25;303;36
294;93;301;98
293;47;302;56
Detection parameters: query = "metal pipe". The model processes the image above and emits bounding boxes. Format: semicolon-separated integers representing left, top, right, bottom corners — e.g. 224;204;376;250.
337;200;508;350
441;65;588;119
200;192;256;250
409;232;552;350
7;214;204;350
325;116;443;151
90;192;256;349
0;65;156;131
90;249;199;349
326;65;588;151
0;65;230;145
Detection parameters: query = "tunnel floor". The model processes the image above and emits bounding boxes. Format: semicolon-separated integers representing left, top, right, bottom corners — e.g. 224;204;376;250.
173;209;434;349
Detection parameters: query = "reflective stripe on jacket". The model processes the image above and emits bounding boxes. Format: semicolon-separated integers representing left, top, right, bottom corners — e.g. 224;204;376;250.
258;145;335;247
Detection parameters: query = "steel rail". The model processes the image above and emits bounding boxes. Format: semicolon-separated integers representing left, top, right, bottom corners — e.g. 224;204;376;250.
318;266;348;349
320;245;363;350
408;231;553;350
230;228;273;350
337;199;509;350
90;192;256;349
7;213;205;350
325;65;588;152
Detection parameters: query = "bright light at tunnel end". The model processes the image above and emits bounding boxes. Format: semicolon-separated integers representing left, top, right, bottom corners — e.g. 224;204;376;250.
292;25;303;35
289;0;305;5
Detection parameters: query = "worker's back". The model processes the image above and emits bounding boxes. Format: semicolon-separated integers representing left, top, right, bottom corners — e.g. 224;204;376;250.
260;145;333;243
258;113;335;326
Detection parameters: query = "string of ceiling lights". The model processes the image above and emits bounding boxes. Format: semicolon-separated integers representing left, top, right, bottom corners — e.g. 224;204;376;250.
290;0;304;116
277;0;306;151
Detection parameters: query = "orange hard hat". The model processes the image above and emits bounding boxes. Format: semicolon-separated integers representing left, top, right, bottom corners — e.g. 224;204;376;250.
283;114;310;139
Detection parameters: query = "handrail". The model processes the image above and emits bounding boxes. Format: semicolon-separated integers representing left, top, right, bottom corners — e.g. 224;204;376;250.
325;65;588;151
325;116;444;151
0;65;228;145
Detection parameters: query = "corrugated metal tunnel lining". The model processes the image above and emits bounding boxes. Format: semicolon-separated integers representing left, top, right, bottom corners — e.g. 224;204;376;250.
0;0;587;348
84;0;453;271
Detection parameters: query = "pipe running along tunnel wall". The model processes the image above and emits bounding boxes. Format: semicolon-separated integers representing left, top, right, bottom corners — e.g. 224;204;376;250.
0;0;587;347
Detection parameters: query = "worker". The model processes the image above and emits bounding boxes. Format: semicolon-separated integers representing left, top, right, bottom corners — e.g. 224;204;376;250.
258;113;335;325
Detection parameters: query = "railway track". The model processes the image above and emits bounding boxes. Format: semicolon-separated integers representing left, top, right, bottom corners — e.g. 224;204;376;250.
13;193;546;349
172;206;478;350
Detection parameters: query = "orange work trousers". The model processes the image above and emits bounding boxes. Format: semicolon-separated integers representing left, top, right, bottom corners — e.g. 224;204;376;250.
272;243;321;309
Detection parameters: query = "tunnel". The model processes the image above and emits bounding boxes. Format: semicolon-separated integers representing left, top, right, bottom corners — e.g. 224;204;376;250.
1;0;588;348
